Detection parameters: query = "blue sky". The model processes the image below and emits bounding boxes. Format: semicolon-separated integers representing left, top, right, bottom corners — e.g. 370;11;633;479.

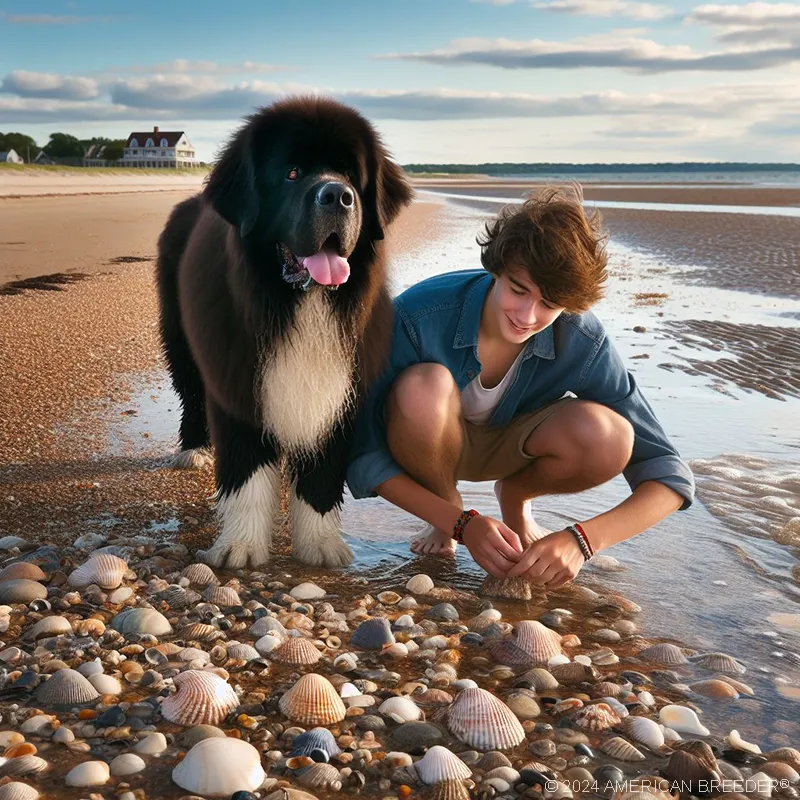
1;0;799;162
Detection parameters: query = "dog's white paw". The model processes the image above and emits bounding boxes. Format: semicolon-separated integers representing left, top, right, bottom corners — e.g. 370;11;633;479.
200;533;271;569
171;447;214;470
294;534;353;569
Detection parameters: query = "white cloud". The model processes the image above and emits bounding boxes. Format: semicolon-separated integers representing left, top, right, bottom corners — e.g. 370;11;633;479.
0;70;100;100
533;0;673;21
685;2;800;45
100;60;288;76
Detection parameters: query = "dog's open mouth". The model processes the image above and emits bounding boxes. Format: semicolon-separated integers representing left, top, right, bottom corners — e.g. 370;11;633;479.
279;235;350;290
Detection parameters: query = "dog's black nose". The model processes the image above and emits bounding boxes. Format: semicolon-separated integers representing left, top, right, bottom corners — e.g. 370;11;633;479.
316;182;355;210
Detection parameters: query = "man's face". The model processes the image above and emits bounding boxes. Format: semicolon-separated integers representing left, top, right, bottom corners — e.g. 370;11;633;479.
491;266;565;344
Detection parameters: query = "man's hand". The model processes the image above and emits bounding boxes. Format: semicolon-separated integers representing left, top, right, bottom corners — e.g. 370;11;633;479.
505;529;585;588
462;516;524;578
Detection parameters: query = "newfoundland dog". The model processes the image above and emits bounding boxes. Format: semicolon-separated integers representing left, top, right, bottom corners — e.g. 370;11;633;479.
156;96;412;569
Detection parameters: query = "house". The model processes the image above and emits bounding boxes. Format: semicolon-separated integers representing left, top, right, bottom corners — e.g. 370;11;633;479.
34;151;56;165
120;126;197;168
0;149;23;164
84;143;112;167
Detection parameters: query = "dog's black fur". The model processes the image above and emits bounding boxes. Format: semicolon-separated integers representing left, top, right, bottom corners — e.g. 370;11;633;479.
156;97;412;568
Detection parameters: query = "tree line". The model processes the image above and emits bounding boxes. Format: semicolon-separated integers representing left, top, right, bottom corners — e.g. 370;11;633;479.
0;132;127;162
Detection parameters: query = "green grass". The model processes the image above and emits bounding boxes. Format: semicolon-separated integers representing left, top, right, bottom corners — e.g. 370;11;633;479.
0;163;209;177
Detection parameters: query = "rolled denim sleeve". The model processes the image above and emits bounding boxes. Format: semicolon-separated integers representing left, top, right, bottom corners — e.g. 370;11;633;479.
347;303;422;500
577;334;695;509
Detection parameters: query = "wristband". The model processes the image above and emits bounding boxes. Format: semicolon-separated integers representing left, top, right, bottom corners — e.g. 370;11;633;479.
566;523;594;561
453;509;480;544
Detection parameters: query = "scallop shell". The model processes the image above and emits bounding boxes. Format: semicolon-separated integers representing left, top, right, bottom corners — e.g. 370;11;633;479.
378;696;422;723
519;668;559;691
476;752;512;771
481;575;533;601
414;688;453;707
0;563;46;582
270;637;322;665
619;716;665;750
180;622;225;642
203;585;241;607
279;673;346;725
765;748;800;770
67;554;128;589
161;670;239;726
0;757;50;778
659;704;709;736
570;702;621;731
600;737;647;762
429;780;471;800
350;617;395;649
296;763;342;791
446;687;525;751
638;643;688;665
181;563;220;588
172;737;265;797
34;668;100;707
690;679;739;699
406;574;435;594
488;620;562;668
691;652;746;674
415;745;472;784
664;740;720;788
290;728;342;758
0;783;40;800
550;661;599;685
226;643;260;662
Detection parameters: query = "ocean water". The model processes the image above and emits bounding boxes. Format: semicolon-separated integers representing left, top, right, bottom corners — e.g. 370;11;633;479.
492;169;800;187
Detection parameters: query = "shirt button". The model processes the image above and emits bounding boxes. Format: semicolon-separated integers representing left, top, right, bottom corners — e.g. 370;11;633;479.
467;370;475;377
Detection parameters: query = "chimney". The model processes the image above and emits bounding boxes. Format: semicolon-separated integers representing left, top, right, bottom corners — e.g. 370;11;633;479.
153;126;159;135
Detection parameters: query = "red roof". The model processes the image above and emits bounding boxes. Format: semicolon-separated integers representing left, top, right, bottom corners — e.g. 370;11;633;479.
125;129;187;148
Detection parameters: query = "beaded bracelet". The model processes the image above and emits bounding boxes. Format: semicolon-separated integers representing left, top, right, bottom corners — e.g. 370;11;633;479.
566;523;594;561
452;509;480;544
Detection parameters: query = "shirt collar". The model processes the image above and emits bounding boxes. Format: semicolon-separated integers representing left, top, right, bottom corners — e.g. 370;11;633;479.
453;272;556;360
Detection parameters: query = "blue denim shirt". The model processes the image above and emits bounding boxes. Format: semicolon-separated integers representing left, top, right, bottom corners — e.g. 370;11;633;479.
347;269;695;508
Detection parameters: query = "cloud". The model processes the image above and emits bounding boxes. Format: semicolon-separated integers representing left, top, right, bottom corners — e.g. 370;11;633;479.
685;3;800;45
379;34;800;72
100;59;289;76
0;70;100;100
533;0;673;21
0;12;116;24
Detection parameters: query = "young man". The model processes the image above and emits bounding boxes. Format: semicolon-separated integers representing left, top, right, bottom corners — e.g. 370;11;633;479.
347;188;694;587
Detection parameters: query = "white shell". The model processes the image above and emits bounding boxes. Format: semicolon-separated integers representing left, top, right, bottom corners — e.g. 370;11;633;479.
446;687;525;751
279;673;346;726
290;582;326;600
748;772;774;799
181;562;220;588
659;704;710;736
65;761;110;787
725;729;761;754
133;732;168;754
255;633;283;655
249;616;287;639
619;716;665;749
406;574;435;594
0;783;40;800
161;670;239;726
415;745;472;784
68;554;128;590
378;696;422;723
639;643;688;665
111;608;173;636
77;658;104;677
88;674;122;695
452;679;479;691
110;754;146;776
27;616;72;640
172;738;266;797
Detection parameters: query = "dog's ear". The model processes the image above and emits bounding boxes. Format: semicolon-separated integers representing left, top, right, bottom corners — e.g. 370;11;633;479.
203;121;258;237
364;140;414;241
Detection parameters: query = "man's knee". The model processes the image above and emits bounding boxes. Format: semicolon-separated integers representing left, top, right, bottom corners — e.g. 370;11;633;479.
568;401;634;477
387;363;459;424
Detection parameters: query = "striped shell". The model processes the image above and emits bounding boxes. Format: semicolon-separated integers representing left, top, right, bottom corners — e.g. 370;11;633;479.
0;563;46;582
270;637;322;665
664;741;720;786
350;617;395;649
489;620;562;667
0;758;49;778
34;668;99;707
765;748;800;770
690;652;746;674
203;585;241;607
68;554;128;590
519;668;559;691
0;783;40;800
550;661;599;685
446;687;525;751
290;727;342;758
638;643;688;665
481;575;533;601
570;702;621;731
279;673;346;726
415;745;472;784
430;780;471;800
619;716;665;750
161;670;239;726
414;688;453;707
690;679;739;699
180;623;225;642
181;563;219;588
226;643;260;662
296;763;342;791
600;737;647;762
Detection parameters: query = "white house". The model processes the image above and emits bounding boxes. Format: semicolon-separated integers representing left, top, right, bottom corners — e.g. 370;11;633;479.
120;126;197;168
0;149;23;164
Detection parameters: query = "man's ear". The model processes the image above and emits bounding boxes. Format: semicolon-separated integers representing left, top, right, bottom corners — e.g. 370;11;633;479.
364;140;414;242
203;119;258;237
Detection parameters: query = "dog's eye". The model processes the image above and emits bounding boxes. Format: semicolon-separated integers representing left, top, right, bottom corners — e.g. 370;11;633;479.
286;167;300;181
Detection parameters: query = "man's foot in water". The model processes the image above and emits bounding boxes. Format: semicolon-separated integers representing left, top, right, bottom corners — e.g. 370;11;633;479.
410;524;457;557
494;480;549;549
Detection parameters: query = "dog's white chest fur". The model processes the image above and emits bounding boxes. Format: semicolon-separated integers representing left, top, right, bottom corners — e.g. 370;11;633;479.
258;290;354;454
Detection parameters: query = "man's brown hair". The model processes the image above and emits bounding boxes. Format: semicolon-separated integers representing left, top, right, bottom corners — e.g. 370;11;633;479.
477;185;608;314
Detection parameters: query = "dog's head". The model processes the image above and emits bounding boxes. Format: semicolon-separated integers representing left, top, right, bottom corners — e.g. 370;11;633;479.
204;96;412;288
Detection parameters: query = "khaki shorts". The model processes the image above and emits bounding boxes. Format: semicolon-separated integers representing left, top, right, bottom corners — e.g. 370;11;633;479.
456;397;572;482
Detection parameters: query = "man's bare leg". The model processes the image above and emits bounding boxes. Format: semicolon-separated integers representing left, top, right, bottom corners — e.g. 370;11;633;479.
386;364;464;557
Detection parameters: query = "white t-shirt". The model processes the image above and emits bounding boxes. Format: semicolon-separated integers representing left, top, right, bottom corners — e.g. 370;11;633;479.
461;349;526;425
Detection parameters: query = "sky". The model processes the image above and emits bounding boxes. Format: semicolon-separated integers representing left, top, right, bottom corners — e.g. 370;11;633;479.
1;0;799;163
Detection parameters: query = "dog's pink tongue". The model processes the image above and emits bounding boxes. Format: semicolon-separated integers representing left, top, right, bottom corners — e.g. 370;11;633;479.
299;249;350;286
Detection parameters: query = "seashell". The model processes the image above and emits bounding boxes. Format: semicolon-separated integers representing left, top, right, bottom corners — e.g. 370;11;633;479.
180;622;225;642
0;536;29;550
550;661;599;685
379;696;422;723
203;585;241;606
725;729;761;755
519;668;559;691
0;757;50;777
296;762;342;791
0;783;40;800
88;674;122;695
593;681;624;698
690;652;745;674
289;582;326;601
590;648;620;666
333;652;359;671
748;772;775;799
406;574;435;594
226;643;260;662
0;580;47;604
761;763;799;784
279;673;346;726
181;562;220;588
446;687;525;751
638;643;688;665
110;753;146;777
467;610;502;634
430;779;471;800
250;616;288;639
570;702;621;731
476;752;512;771
690;679;739;699
270;637;322;665
111;607;172;636
34;668;99;707
765;748;800;770
664;740;720;789
600;737;646;762
0;563;46;582
74;618;105;637
27;616;73;640
350;617;395;649
415;745;472;784
481;575;533;600
377;591;402;605
715;675;754;696
172;737;265;796
178;647;210;665
504;690;540;720
161;670;239;726
255;633;283;655
659;704;709;736
67;554;128;589
414;688;453;707
619;716;665;750
291;727;342;758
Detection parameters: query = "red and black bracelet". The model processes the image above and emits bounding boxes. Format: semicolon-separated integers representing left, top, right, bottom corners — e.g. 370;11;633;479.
452;509;480;544
566;522;594;561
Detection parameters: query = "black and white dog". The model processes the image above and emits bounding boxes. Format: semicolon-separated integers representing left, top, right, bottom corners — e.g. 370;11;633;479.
156;97;412;569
